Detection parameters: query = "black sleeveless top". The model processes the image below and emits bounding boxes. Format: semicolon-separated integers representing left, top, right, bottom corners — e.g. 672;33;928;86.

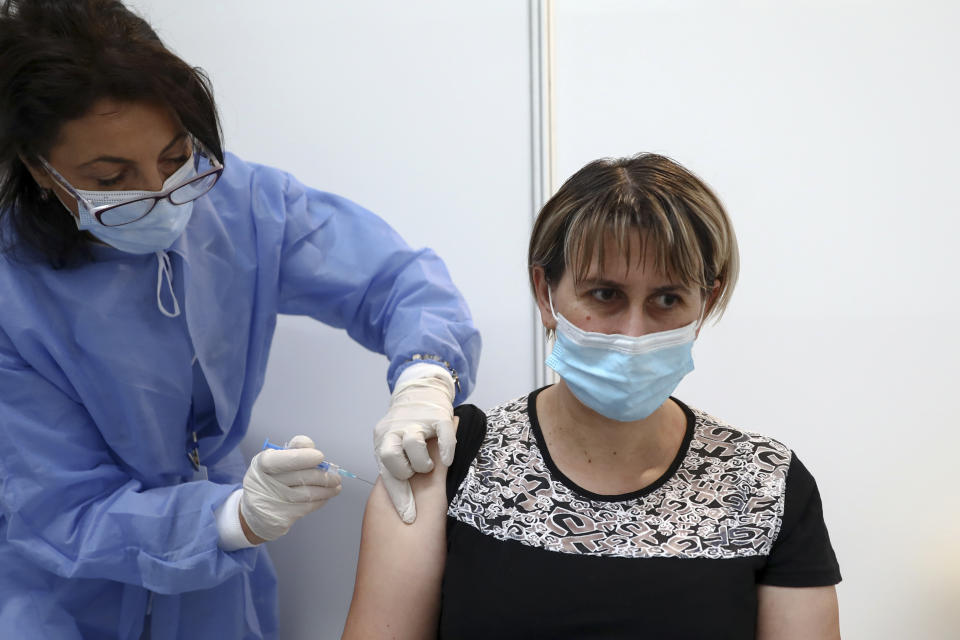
441;389;841;639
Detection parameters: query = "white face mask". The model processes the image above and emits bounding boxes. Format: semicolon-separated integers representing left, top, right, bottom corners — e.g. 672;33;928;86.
71;156;197;255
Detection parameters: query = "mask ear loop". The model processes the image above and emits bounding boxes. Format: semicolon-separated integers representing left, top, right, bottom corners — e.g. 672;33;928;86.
546;287;558;321
155;251;181;318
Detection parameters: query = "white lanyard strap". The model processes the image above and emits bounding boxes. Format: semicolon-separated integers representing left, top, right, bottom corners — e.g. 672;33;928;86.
155;250;181;318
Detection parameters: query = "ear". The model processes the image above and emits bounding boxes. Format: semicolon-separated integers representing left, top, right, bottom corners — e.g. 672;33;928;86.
531;265;557;331
706;279;721;312
18;154;55;190
18;154;80;218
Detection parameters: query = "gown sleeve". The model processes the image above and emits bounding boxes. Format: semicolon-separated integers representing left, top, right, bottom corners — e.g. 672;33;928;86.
270;170;481;402
758;453;842;587
0;327;259;595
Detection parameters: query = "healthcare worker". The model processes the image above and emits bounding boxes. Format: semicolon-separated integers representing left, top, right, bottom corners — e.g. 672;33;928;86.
0;1;480;638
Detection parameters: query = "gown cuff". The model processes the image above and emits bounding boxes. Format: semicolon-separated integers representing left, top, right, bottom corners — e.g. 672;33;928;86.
396;361;453;388
215;488;256;551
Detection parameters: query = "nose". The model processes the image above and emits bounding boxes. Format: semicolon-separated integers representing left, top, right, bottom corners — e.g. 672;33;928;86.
621;304;653;337
144;168;166;192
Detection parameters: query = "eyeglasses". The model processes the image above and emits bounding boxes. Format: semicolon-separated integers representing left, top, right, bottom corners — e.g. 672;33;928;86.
38;137;224;227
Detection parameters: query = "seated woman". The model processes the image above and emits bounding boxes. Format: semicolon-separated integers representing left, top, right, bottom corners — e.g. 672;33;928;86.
343;154;841;639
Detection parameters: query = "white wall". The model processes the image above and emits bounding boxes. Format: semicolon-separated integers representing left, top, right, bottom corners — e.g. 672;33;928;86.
131;1;535;638
553;1;960;637
130;1;959;637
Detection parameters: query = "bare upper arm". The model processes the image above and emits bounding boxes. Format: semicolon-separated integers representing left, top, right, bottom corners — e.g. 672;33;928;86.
342;435;451;640
756;584;841;640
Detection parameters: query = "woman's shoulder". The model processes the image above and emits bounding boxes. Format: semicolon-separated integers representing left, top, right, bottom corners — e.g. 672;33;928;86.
211;152;383;234
455;391;535;430
682;406;828;513
448;392;536;501
215;152;361;206
681;401;794;467
209;152;286;203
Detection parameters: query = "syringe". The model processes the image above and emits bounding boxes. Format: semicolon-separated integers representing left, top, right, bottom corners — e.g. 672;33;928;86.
261;438;375;485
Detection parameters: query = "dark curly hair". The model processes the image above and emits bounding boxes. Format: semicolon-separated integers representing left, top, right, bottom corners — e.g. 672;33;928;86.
0;0;224;267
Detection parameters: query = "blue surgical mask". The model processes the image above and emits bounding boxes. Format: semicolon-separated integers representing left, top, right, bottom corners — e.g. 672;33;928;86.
72;156;197;255
545;290;700;422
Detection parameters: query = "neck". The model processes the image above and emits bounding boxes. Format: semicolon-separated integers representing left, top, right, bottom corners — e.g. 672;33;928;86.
536;381;687;494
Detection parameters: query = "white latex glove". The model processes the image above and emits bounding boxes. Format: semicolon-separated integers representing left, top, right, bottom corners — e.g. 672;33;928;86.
374;362;456;523
239;435;342;542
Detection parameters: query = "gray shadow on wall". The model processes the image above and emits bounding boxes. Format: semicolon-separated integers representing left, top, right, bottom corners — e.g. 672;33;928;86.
241;316;390;639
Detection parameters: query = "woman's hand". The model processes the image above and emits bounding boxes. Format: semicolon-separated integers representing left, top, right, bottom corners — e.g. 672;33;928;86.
374;363;456;524
239;435;342;543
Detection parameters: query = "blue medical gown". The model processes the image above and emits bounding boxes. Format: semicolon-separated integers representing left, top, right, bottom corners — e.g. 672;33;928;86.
0;153;481;639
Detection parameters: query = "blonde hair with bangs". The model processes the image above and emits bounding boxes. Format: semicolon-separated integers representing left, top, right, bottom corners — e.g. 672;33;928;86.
528;153;739;324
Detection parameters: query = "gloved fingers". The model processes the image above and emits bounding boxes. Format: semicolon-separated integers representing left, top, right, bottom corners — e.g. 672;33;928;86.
297;498;333;517
402;428;435;474
286;435;316;449
378;431;415;481
258;447;326;474
239;472;340;542
244;476;340;505
284;483;342;503
436;416;457;467
270;468;341;488
284;496;336;523
379;465;416;524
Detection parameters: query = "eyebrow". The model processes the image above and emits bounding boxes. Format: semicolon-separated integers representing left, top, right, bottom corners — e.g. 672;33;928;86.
578;278;626;289
578;277;690;293
77;132;189;169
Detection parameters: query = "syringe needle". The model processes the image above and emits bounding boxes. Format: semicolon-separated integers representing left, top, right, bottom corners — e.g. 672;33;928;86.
262;439;374;485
